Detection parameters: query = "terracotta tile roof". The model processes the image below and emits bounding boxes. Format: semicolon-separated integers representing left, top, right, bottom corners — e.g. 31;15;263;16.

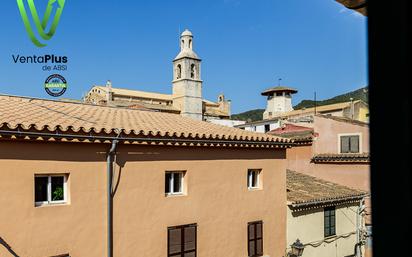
112;100;180;113
267;124;314;144
268;124;313;135
312;153;370;163
0;95;291;147
287;170;367;208
268;124;313;137
95;86;173;101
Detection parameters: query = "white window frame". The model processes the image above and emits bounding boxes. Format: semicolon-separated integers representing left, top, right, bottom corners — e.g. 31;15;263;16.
165;171;185;196
35;174;68;206
247;169;261;190
338;133;362;154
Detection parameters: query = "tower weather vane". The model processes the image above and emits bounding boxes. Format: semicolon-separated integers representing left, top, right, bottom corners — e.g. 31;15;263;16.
278;78;282;86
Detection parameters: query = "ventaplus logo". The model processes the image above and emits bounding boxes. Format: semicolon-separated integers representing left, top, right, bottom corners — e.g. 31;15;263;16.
16;0;66;47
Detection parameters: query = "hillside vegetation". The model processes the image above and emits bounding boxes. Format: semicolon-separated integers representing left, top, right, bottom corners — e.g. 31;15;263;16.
231;109;265;122
293;87;368;110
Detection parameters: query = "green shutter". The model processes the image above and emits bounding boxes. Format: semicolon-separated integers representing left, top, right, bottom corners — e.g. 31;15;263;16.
350;136;360;153
341;136;350;153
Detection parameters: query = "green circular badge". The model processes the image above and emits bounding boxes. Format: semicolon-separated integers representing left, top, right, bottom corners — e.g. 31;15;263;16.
44;74;67;97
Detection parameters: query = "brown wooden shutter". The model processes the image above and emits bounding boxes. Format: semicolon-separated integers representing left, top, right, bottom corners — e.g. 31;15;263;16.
341;136;350;153
184;225;196;257
256;222;263;255
168;224;197;257
248;223;256;256
350;136;360;153
168;228;182;256
248;221;263;257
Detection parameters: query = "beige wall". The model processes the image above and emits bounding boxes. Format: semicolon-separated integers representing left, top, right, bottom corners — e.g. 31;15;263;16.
287;203;361;257
0;140;287;257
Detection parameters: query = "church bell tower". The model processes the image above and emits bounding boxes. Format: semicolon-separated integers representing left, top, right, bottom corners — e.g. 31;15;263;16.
172;29;203;120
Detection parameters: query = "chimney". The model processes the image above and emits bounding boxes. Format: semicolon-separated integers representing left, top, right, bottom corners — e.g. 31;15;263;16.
106;80;112;102
350;97;354;120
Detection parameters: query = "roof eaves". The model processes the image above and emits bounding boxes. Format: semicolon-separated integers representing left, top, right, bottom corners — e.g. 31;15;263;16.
311;153;370;163
289;193;368;210
0;124;294;149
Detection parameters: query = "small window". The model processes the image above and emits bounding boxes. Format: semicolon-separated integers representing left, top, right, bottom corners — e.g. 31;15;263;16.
340;135;360;153
35;174;68;206
324;206;336;237
276;92;282;96
248;221;263;257
168;224;197;257
248;170;261;189
264;124;270;133
165;171;185;195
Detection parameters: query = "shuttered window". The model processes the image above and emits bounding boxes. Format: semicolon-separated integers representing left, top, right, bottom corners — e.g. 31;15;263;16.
248;221;263;257
340;135;360;153
324;206;336;237
168;224;197;257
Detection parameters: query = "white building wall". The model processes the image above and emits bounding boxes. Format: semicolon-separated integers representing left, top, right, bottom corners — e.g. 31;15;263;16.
287;204;361;257
263;93;293;119
239;120;281;133
207;119;245;127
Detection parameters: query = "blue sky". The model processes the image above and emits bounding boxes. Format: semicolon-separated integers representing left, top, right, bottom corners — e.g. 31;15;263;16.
0;0;367;114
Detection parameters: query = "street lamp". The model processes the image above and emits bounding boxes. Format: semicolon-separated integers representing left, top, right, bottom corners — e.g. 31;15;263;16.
290;239;304;257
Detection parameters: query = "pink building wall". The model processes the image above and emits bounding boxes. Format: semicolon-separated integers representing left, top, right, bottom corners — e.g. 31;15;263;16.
313;116;369;154
286;115;371;224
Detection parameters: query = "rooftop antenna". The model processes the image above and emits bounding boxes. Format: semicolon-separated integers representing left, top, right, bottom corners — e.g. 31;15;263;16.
314;91;317;115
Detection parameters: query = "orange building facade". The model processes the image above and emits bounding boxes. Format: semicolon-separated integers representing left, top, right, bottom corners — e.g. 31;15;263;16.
0;95;290;257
